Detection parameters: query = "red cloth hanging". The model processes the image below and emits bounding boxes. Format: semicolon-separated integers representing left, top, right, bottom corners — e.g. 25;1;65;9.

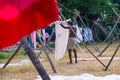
0;0;59;49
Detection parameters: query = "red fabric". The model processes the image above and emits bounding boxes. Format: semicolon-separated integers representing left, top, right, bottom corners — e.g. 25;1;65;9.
0;0;59;49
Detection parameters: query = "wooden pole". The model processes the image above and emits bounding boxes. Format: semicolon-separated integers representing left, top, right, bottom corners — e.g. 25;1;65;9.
1;44;22;69
74;9;100;53
104;43;120;71
59;10;106;68
98;34;120;56
36;33;57;73
20;37;51;80
98;41;112;56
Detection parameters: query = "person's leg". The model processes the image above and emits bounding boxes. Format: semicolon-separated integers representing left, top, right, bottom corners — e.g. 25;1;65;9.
68;49;72;64
73;49;77;63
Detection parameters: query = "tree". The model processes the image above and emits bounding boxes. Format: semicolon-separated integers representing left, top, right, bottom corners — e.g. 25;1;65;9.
58;0;120;41
58;0;119;25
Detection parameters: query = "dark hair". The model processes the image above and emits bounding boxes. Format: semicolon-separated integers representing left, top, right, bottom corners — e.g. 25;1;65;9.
68;20;73;25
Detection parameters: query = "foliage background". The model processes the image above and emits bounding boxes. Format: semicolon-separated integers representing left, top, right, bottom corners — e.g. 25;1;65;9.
57;0;120;41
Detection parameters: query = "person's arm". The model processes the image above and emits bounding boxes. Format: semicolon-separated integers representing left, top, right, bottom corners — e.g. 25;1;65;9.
60;23;69;29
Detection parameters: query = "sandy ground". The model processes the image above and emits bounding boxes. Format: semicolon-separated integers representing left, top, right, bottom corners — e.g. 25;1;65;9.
0;42;120;80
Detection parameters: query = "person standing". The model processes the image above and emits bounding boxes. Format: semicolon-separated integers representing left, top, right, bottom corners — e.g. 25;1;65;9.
60;20;77;64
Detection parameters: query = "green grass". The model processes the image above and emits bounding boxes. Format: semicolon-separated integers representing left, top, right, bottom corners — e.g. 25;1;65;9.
17;50;25;55
0;51;12;63
0;50;25;63
0;53;11;59
0;51;12;59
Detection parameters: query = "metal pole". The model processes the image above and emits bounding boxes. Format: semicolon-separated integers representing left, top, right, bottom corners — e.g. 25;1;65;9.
20;37;51;80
